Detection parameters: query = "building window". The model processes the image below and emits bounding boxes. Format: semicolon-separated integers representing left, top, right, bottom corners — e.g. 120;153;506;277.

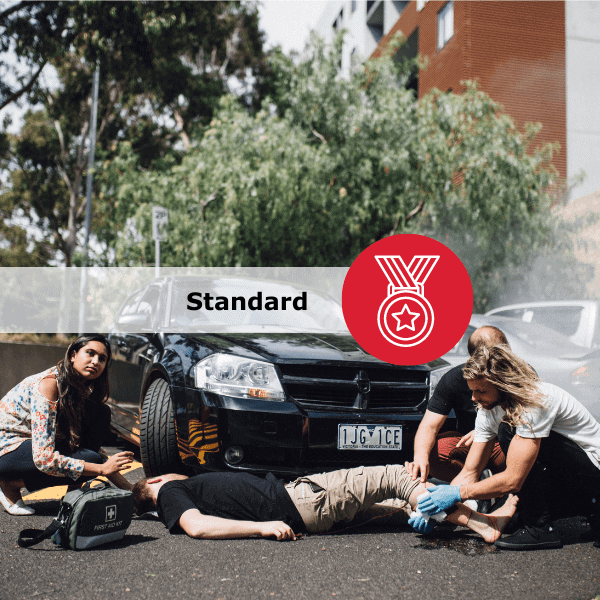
351;1;357;14
394;28;419;97
437;1;453;50
366;1;384;46
333;8;344;30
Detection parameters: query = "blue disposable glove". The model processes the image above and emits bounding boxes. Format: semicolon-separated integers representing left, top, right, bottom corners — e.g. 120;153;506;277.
408;512;434;534
417;485;462;515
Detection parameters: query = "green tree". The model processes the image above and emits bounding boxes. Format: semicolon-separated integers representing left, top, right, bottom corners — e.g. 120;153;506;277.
102;36;586;310
0;1;266;265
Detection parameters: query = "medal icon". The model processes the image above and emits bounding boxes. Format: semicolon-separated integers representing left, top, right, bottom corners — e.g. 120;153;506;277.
342;234;472;365
376;255;439;347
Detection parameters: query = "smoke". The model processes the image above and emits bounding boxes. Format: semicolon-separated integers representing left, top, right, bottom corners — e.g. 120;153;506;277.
428;191;599;313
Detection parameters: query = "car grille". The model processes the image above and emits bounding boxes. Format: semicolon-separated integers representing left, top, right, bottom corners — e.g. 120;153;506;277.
279;364;428;411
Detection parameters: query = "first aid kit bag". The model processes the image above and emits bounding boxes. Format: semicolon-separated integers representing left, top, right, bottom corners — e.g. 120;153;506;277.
18;480;134;550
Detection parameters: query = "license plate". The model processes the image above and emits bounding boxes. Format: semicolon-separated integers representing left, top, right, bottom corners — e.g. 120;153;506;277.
337;424;402;450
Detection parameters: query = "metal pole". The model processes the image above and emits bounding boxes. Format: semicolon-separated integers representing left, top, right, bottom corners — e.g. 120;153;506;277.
155;238;160;279
78;64;100;334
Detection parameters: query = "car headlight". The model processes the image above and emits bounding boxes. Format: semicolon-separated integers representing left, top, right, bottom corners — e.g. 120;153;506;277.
429;364;453;397
193;353;286;401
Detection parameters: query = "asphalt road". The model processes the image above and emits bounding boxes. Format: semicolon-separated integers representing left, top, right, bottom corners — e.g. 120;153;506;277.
1;442;599;600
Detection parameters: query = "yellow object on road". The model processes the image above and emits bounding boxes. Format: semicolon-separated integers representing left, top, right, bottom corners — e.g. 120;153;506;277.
22;460;143;501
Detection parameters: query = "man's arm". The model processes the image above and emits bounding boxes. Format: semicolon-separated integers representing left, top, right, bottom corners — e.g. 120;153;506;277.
451;440;496;486
454;436;541;501
178;509;297;541
417;436;540;515
406;410;447;482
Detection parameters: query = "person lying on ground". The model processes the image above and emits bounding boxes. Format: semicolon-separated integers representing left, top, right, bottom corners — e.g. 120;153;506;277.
132;465;518;543
0;335;134;516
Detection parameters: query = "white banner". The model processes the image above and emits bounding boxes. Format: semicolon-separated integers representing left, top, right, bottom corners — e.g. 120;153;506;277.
0;267;349;333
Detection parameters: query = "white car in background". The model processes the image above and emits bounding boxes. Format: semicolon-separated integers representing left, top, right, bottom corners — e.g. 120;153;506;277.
444;314;600;423
485;300;600;349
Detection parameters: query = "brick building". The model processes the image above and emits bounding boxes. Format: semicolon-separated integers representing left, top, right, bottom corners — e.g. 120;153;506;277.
314;1;600;200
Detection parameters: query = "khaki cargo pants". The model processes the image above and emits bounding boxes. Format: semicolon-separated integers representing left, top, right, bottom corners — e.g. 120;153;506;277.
284;465;420;533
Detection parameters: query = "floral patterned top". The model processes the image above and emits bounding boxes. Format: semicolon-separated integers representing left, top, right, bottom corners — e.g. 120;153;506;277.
0;367;85;480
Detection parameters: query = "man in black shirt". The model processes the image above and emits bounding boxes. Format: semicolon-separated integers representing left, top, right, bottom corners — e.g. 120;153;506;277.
139;471;305;539
132;465;519;542
406;326;508;483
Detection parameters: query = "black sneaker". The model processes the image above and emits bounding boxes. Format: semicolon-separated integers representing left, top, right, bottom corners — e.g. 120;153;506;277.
494;525;563;550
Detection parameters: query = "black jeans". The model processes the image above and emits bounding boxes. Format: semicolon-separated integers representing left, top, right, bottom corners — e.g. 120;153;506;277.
0;440;104;492
0;402;111;492
498;422;600;526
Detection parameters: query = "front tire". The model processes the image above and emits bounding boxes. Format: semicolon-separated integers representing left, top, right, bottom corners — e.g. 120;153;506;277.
140;378;182;476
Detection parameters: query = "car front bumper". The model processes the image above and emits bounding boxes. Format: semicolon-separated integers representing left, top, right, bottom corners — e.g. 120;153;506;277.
175;387;425;478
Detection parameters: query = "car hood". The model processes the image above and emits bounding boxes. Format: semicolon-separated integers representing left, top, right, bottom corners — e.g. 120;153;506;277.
187;332;446;371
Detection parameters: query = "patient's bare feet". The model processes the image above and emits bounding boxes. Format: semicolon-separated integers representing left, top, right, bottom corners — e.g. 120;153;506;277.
480;495;519;544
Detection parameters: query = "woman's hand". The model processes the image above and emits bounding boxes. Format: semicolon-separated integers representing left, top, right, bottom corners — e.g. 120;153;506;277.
101;451;134;476
258;521;297;541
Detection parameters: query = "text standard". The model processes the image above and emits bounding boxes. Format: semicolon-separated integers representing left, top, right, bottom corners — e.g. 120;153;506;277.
187;291;308;311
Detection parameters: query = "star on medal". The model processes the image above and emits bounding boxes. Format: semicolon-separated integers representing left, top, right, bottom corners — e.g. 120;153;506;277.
391;304;420;331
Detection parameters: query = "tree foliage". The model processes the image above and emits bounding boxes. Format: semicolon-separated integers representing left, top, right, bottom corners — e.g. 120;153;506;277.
0;0;266;265
1;15;589;310
101;35;583;310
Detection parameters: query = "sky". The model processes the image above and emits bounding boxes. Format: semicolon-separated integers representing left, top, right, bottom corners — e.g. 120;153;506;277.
258;0;328;54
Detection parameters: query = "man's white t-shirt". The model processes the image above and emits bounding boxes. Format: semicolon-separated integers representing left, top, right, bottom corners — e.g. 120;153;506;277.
473;381;600;469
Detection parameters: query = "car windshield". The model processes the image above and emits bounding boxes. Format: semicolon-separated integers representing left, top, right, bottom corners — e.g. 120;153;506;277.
168;279;348;331
445;326;475;357
499;320;580;353
492;305;584;338
445;317;583;360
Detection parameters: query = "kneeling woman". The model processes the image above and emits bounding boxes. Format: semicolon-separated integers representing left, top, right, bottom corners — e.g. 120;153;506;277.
0;335;133;515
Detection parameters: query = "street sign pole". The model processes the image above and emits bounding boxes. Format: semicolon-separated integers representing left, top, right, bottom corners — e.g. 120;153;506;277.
155;237;160;279
78;64;100;335
152;206;168;278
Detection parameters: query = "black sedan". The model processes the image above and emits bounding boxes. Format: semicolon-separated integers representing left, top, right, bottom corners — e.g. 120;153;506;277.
107;276;450;477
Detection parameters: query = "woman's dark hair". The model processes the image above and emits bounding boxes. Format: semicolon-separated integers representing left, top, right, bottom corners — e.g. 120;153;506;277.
55;334;112;451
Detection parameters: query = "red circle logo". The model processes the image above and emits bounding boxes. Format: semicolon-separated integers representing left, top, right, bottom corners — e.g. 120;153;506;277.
342;234;473;365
